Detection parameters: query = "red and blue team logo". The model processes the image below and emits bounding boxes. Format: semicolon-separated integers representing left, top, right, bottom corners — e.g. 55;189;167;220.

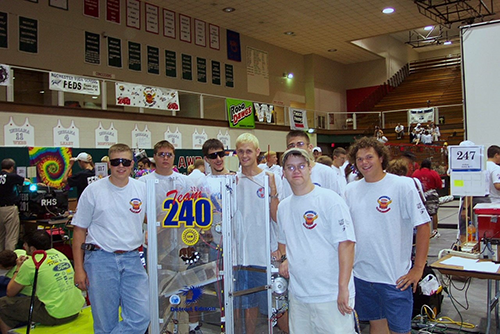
303;210;318;229
376;196;392;213
257;187;265;198
129;198;143;213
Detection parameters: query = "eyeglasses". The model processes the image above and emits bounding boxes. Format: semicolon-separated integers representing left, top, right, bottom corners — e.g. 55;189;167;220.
156;152;174;159
285;163;308;172
206;151;225;159
109;158;132;167
286;141;306;149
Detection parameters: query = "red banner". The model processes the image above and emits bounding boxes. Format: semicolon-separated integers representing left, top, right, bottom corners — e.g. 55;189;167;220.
84;0;99;18
106;0;120;24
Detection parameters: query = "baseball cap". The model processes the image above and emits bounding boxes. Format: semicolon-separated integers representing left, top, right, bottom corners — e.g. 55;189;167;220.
281;148;312;165
76;152;90;162
312;146;322;153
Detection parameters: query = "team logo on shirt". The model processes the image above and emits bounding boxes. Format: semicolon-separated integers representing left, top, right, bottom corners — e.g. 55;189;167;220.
303;210;318;229
257;187;265;198
376;196;392;213
129;198;143;213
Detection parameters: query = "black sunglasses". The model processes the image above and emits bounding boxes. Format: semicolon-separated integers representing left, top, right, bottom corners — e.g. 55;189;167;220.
206;151;225;159
109;158;133;167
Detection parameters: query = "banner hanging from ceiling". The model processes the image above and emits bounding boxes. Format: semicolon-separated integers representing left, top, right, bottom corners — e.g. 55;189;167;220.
115;82;180;111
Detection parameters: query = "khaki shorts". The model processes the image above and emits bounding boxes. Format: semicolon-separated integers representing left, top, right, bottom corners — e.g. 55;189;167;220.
0;296;79;328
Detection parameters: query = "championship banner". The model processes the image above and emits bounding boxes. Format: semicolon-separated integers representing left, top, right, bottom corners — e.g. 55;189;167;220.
28;147;72;188
115;82;180;111
409;107;434;124
289;108;308;130
49;72;100;95
226;98;255;128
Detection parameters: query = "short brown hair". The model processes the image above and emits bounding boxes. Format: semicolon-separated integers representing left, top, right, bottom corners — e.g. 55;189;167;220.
333;147;346;157
108;143;133;159
202;139;224;157
153;140;175;155
286;130;310;145
386;159;408;176
348;136;390;170
316;156;333;167
0;250;17;268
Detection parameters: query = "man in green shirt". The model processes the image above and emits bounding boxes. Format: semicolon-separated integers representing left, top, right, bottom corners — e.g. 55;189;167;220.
0;230;85;333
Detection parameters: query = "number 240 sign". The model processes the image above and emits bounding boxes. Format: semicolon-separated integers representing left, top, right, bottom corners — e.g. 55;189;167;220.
448;145;484;171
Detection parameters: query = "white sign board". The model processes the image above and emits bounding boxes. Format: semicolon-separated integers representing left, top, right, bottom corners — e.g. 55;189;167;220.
49;72;100;95
53;120;80;147
95;122;118;148
448;145;484;171
3;117;35;147
449;145;487;196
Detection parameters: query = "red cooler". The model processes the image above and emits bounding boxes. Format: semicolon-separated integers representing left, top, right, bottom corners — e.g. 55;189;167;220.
474;203;500;240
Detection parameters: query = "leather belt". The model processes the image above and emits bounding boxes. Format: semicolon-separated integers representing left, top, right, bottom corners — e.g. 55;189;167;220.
81;243;139;254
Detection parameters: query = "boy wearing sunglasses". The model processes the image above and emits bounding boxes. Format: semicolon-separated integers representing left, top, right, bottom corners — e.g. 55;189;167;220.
277;148;356;333
72;143;149;334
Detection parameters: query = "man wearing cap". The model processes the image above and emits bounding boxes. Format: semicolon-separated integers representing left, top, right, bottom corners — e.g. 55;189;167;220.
0;159;25;251
312;146;322;161
72;143;149;334
62;152;97;200
277;148;356;333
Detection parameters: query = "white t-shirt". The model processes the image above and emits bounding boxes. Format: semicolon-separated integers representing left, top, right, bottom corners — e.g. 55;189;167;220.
282;162;340;198
258;163;282;178
487;161;500;203
187;168;206;187
344;173;430;285
277;186;355;303
235;170;277;266
421;134;433;144
332;165;347;197
72;177;146;252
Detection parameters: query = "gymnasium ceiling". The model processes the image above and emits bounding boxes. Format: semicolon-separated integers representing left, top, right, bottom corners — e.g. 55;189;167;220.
149;0;500;64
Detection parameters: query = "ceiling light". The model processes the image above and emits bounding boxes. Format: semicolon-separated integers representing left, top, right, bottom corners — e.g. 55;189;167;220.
284;31;295;36
328;48;337;52
92;96;98;99
222;7;235;13
424;26;434;31
307;128;315;134
444;41;452;45
283;72;294;79
382;7;395;14
39;90;44;94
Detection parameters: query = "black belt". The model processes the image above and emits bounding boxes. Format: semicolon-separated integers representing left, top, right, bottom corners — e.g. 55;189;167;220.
0;204;15;207
81;243;140;254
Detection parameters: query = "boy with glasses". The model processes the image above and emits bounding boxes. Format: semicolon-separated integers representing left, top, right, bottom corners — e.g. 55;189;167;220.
282;130;340;198
277;148;356;333
72;143;149;334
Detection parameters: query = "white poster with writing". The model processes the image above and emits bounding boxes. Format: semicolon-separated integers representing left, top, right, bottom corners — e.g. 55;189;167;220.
192;128;207;149
217;130;231;149
145;3;159;34
95;122;118;148
3;117;35;147
132;124;152;149
408;107;435;124
53;120;80;147
126;0;140;29
289;108;308;131
49;72;100;95
165;126;182;149
115;82;180;111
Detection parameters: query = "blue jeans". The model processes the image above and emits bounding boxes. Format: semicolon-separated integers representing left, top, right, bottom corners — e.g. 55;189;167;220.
84;249;150;334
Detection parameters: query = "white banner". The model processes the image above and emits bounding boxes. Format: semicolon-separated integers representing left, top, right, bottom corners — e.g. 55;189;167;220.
132;124;152;149
165;127;182;149
217;130;231;149
53;120;80;147
0;64;11;86
192;128;208;149
289;108;308;130
95;122;118;148
115;82;180;111
49;72;100;95
3;117;35;147
409;107;434;124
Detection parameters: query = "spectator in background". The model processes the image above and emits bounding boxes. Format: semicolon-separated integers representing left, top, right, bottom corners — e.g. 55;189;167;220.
312;147;322;161
413;159;443;238
137;157;153;170
420;131;433;145
332;147;348;196
62;152;97;200
316;156;333;167
376;130;388;144
487;145;500;204
395;123;405;140
0;158;25;251
187;159;206;187
430;122;441;142
258;150;282;179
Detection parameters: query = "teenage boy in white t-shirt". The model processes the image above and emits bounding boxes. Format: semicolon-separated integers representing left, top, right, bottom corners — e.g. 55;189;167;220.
282;130;341;198
277;148;356;334
344;137;430;334
234;133;279;334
